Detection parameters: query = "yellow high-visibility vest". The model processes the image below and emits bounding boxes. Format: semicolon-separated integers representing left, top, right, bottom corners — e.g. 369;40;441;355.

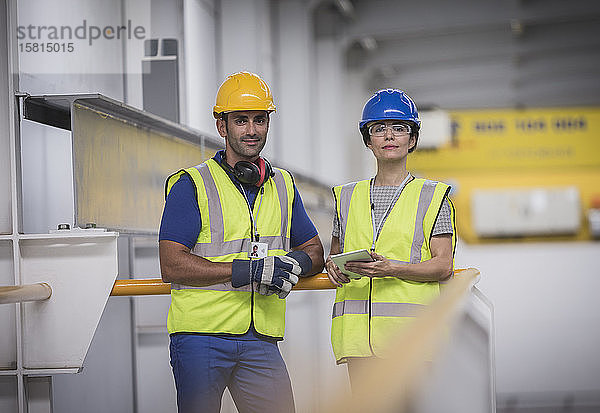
331;178;456;362
165;158;294;338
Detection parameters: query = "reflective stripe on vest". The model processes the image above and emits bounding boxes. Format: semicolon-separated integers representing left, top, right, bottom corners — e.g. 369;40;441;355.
170;281;252;292
330;178;455;362
332;299;368;317
336;182;356;252
166;159;294;337
332;300;427;318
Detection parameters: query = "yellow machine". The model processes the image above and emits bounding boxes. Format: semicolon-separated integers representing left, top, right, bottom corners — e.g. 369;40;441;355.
409;107;600;243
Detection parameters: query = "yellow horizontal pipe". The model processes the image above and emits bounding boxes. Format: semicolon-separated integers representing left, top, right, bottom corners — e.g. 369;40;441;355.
110;273;334;296
110;269;472;297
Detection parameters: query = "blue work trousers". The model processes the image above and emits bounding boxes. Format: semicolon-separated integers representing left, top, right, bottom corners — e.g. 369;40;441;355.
169;334;295;413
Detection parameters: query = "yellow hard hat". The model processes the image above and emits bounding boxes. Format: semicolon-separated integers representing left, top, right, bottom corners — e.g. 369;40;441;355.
213;71;276;119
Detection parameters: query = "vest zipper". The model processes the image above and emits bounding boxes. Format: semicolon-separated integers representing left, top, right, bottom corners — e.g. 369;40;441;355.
249;187;266;330
250;276;255;332
368;277;375;356
248;200;255;333
238;185;256;332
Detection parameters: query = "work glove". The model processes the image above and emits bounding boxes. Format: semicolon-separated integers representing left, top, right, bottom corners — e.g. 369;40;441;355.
231;251;312;299
257;251;313;298
231;255;300;297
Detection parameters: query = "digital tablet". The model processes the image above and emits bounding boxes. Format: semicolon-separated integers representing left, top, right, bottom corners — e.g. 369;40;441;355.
330;249;374;279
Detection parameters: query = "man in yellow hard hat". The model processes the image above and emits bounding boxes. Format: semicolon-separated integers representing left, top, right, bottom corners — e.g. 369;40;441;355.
159;71;324;412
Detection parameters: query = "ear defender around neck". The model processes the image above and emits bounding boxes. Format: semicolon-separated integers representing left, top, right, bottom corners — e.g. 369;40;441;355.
220;155;274;187
253;157;274;187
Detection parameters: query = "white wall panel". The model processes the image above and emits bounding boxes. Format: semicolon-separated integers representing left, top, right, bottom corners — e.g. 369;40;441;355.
314;37;347;186
0;241;16;369
17;0;128;98
123;0;151;109
183;0;217;134
219;0;277;159
344;69;377;183
274;0;313;175
19;120;73;234
219;0;271;77
455;241;600;399
0;376;18;412
135;332;176;412
51;299;135;413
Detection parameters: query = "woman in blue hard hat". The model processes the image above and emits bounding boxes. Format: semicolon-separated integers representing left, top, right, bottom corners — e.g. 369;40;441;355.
325;89;457;389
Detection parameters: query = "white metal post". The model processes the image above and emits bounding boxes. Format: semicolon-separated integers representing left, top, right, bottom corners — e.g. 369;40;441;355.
3;0;28;411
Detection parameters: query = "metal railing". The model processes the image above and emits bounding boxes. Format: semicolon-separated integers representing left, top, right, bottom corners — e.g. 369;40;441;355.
109;273;335;296
0;269;476;302
0;282;52;304
109;268;476;296
0;268;490;412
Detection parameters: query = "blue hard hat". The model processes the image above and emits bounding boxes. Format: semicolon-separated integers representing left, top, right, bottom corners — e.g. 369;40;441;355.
359;89;421;130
